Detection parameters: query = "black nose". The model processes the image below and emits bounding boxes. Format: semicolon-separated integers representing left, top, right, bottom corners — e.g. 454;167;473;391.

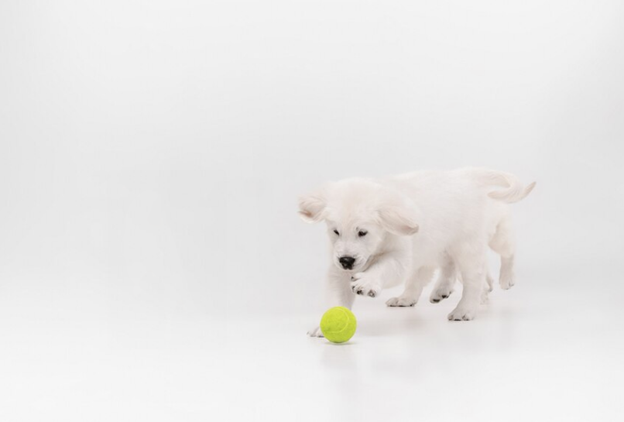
339;256;356;270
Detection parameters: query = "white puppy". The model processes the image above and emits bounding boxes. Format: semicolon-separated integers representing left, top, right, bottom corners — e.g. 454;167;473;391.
299;168;535;336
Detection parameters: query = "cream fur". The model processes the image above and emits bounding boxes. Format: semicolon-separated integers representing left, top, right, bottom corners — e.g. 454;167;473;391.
299;168;535;336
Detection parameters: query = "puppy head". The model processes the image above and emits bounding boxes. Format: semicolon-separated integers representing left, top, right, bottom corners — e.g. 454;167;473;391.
298;178;418;272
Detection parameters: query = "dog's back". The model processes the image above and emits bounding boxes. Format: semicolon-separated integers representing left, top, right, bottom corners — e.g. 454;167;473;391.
380;168;535;265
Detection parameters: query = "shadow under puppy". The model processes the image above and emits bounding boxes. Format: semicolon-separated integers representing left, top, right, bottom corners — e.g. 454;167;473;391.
299;168;535;337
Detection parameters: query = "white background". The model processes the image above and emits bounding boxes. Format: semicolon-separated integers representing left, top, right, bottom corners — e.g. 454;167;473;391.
1;1;623;421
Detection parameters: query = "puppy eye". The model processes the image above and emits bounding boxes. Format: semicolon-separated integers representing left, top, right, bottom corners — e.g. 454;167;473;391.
358;230;367;237
333;229;340;236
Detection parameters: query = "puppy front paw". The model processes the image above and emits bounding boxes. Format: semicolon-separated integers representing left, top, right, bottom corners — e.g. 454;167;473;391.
448;304;477;321
350;272;382;298
500;271;515;290
480;287;490;304
429;286;454;303
307;326;324;337
386;296;417;307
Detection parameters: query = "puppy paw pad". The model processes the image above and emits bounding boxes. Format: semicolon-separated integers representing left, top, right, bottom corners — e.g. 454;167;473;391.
386;297;417;307
447;307;477;321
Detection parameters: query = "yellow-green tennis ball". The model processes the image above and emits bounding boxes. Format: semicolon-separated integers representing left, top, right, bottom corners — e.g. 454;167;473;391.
320;306;357;343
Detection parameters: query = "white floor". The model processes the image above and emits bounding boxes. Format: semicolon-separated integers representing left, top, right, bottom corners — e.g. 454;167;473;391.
1;280;623;422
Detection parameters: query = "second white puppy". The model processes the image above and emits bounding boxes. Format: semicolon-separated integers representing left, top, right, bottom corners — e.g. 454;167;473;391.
299;168;535;337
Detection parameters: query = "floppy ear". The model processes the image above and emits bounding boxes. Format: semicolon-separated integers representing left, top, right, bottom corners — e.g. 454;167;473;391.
377;193;419;236
298;189;327;223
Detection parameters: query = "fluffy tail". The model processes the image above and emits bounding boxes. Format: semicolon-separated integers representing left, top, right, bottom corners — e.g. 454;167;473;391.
471;168;536;204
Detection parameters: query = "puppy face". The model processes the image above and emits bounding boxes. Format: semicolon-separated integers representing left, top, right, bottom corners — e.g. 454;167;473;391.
324;216;385;272
299;179;418;272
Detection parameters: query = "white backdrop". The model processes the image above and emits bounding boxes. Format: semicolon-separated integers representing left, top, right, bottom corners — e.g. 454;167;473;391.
2;1;622;319
1;1;624;420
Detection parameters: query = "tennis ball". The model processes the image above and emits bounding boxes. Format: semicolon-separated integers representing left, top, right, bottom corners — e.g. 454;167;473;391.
320;306;357;343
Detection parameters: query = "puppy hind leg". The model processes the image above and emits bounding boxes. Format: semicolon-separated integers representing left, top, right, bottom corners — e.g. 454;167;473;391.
486;270;494;292
430;256;457;303
481;266;494;304
489;215;516;290
448;248;488;321
386;266;435;308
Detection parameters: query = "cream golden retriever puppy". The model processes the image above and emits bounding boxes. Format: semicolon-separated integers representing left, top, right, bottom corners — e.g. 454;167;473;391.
299;168;535;337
